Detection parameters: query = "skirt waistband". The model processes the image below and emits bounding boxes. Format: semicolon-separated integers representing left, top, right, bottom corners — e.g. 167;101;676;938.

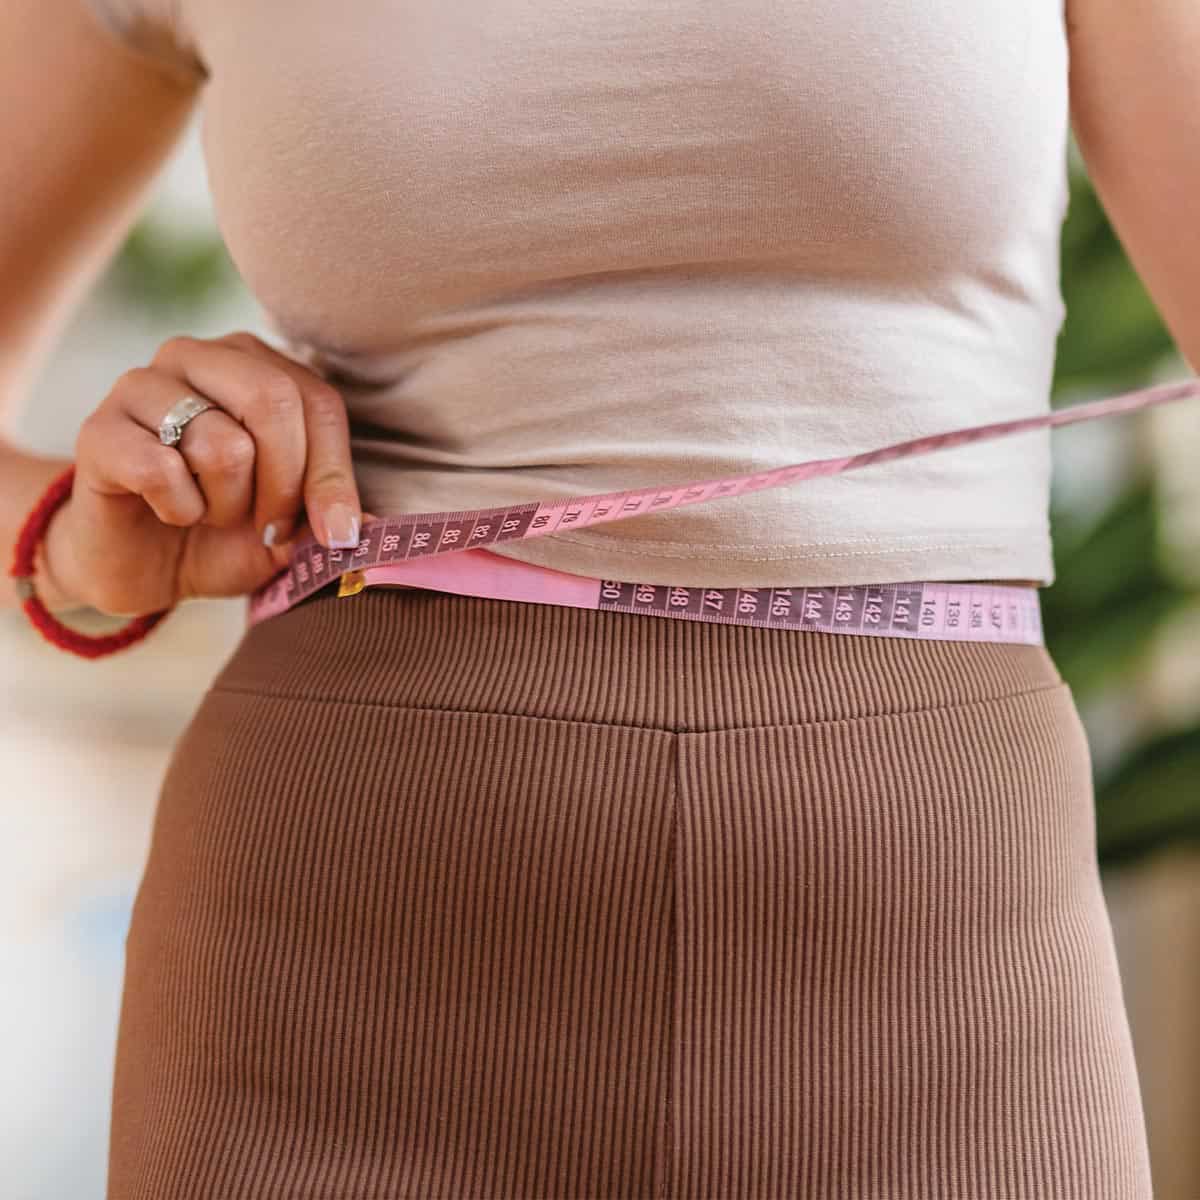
213;585;1065;734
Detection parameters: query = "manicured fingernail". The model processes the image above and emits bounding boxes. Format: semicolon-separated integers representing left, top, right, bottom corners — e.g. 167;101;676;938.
324;503;360;549
262;519;293;548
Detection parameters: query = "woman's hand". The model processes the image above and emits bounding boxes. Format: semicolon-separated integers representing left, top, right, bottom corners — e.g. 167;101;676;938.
41;330;365;617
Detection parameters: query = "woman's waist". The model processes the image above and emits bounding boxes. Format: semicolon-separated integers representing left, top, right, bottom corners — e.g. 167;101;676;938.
269;543;1046;651
222;581;1062;735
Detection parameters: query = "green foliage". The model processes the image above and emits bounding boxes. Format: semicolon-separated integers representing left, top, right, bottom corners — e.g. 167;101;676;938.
1054;168;1177;393
1047;159;1200;866
110;221;238;314
1097;726;1200;867
1042;480;1193;697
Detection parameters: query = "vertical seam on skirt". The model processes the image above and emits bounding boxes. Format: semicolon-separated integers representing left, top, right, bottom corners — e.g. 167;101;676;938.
657;744;679;1200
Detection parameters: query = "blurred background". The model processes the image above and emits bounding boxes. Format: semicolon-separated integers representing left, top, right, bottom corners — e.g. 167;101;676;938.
2;117;1199;1199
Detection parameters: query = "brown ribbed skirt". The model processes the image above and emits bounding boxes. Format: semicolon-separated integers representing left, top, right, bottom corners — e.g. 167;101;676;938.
107;585;1152;1199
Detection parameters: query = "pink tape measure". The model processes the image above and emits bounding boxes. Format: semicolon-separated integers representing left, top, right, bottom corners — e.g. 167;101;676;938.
247;377;1200;645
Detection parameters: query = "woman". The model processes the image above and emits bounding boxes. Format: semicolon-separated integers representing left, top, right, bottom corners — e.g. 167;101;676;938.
2;1;1191;1196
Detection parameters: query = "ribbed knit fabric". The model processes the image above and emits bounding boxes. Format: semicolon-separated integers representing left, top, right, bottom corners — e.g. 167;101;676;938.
107;586;1152;1199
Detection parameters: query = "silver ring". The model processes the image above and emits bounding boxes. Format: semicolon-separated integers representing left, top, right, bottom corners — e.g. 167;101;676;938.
158;394;220;447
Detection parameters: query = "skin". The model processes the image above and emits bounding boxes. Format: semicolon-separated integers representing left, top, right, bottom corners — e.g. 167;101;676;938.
0;1;368;617
1;0;1197;616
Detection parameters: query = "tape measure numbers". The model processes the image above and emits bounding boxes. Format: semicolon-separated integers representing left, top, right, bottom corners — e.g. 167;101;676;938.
247;377;1200;644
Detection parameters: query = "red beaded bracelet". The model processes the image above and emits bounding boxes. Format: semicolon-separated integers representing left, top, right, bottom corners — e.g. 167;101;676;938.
8;463;174;658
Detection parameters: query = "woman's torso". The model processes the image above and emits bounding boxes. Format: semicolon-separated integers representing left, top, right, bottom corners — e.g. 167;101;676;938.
87;0;1071;589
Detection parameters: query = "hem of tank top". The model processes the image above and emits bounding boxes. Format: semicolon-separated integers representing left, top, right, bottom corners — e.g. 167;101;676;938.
477;549;1051;585
509;528;1047;559
961;579;1042;588
365;576;1042;589
472;535;1056;590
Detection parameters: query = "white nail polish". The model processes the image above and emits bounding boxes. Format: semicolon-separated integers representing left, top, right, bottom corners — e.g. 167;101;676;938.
325;503;360;549
262;522;277;547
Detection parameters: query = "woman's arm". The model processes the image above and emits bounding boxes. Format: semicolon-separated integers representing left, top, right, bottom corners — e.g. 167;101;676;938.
0;0;200;611
1067;0;1200;372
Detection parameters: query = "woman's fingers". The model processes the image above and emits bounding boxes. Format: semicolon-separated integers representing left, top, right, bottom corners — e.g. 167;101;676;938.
76;399;207;526
111;366;255;528
296;375;361;548
150;332;363;550
148;335;309;541
213;331;363;548
61;329;370;617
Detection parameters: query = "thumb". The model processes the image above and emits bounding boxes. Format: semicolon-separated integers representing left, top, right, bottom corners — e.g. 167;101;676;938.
266;511;378;571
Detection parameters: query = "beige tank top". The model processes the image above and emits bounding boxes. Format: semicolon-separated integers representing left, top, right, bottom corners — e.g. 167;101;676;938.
82;0;1070;588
